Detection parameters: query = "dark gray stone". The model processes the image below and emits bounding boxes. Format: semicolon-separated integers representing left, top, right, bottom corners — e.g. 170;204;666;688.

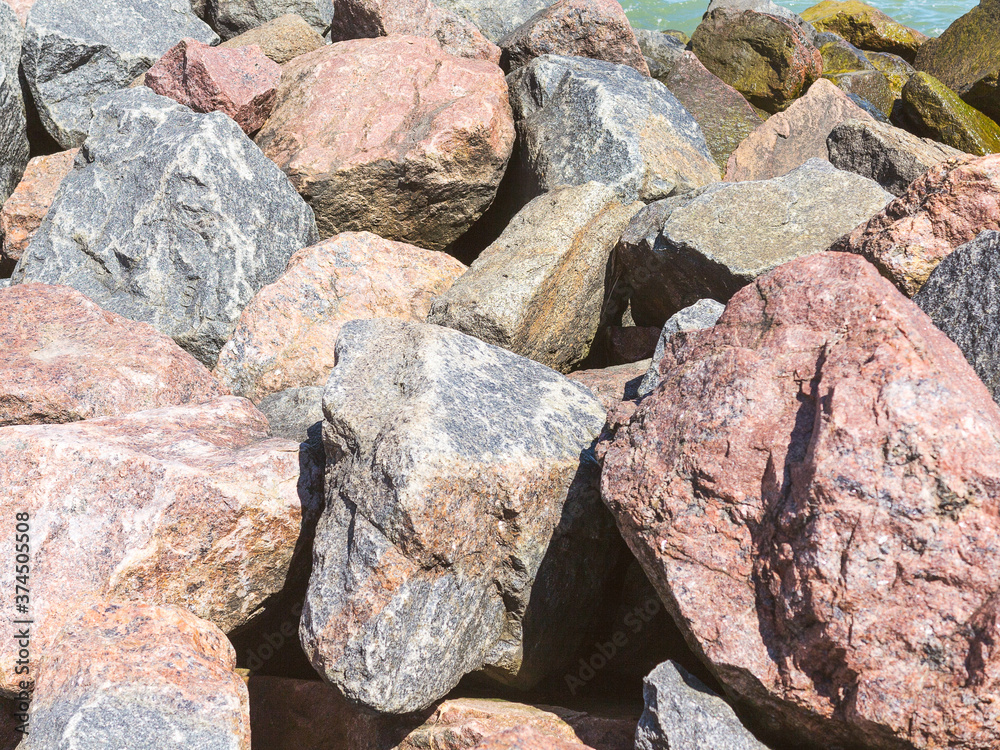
636;661;771;750
914;230;1000;401
207;0;333;40
21;0;218;148
633;28;685;79
436;0;554;41
302;319;616;713
0;3;28;207
12;88;317;368
638;299;724;398
507;54;720;204
258;386;324;441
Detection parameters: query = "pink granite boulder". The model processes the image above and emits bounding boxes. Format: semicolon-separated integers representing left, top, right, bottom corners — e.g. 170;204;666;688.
0;148;76;266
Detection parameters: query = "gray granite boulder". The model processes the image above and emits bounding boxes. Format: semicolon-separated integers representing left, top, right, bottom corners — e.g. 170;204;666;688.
636;661;771;750
427;182;642;373
207;0;333;40
914;231;1000;402
633;28;685;80
21;0;218;148
258;386;324;441
436;0;554;41
611;159;892;326
507;54;720;204
12;88;317;367
828;118;964;196
637;299;724;398
302;319;617;713
0;4;28;207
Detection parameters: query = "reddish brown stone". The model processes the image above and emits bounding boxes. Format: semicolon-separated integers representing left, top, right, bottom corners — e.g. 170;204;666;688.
29;602;250;749
499;0;649;75
146;38;281;134
470;727;589;750
255;36;515;251
0;283;224;426
0;149;76;265
602;252;1000;749
214;231;466;403
833;152;1000;295
567;360;647;414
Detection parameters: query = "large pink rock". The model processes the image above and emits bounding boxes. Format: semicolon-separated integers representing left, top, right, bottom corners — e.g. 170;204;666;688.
602;252;1000;749
214;231;467;402
146;38;281;134
0;149;76;266
0;283;224;426
28;602;250;749
0;396;321;696
498;0;649;75
833;152;1000;295
255;36;515;251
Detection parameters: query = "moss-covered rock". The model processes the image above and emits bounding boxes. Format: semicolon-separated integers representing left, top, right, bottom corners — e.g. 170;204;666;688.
902;71;1000;155
865;50;914;100
801;0;927;62
819;35;874;74
827;70;894;116
691;7;823;113
662;29;690;45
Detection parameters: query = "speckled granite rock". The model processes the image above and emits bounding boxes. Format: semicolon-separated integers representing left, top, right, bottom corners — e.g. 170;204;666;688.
427;183;641;373
901;71;1000;156
21;0;218;148
218;13;324;63
801;0;927;62
207;0;332;39
567;360;647;414
507;54;719;204
0;3;28;206
706;0;818;42
302;319;615;713
13;88;318;368
435;0;554;41
0;149;76;266
257;386;324;441
22;602;250;750
638;298;724;398
827;69;894;116
469;727;588;750
633;28;684;79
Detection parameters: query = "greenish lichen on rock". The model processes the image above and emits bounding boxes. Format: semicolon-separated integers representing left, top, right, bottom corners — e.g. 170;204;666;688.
902;71;1000;156
801;0;927;62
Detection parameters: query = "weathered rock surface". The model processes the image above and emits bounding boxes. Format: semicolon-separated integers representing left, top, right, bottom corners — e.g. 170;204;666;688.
2;0;32;23
13;88;317;367
725;78;875;181
637;298;724;398
218;13;325;64
865;49;913;98
914;230;1000;401
257;386;324;441
691;8;823;114
302;319;615;713
469;727;588;750
499;0;647;74
633;28;684;79
146;38;281;134
0;148;75;266
507;54;719;204
0;283;224;425
661;51;761;171
801;0;926;61
635;661;769;750
428;183;640;373
21;0;218;148
818;33;873;75
706;0;819;42
0;3;27;207
215;231;466;402
827;118;963;195
434;0;554;41
613;159;891;326
22;602;250;750
901;71;1000;156
602;250;1000;750
568;360;648;414
328;0;500;62
207;0;332;39
0;396;322;696
827;69;893;116
256;36;513;251
833;153;1000;295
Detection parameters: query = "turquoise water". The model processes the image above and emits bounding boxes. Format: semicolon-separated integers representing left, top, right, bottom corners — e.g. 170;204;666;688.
623;0;978;36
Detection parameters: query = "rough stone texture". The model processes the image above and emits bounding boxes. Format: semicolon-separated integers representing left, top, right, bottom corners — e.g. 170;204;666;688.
827;118;964;196
725;79;875;181
833;153;1000;295
427;183;641;373
801;0;926;61
706;0;818;42
0;395;322;695
0;283;225;425
865;49;913;99
914;230;1000;402
215;231;467;402
602;251;1000;750
633;28;684;79
218;13;325;64
146;38;282;134
302;319;615;713
13;88;318;368
434;0;554;42
614;159;892;326
499;0;648;75
0;148;76;266
469;727;588;750
901;71;1000;157
826;69;893;116
635;661;769;750
21;603;250;750
661;51;761;171
256;36;513;251
0;3;28;207
567;360;648;414
507;54;720;204
2;0;32;23
637;298;724;398
691;8;823;114
21;0;218;148
818;33;873;75
328;0;500;63
208;0;332;39
257;386;324;441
